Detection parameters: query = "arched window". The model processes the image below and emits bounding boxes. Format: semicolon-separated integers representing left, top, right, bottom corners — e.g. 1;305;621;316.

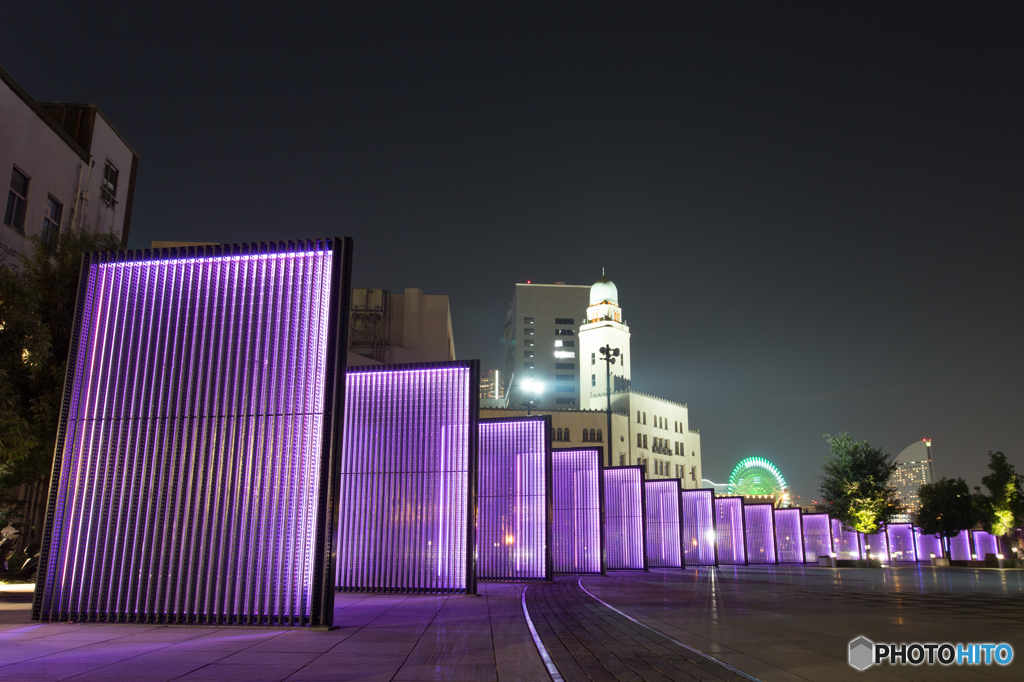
556;427;563;441
589;428;596;442
643;434;648;448
582;429;589;442
637;433;642;448
637;410;641;423
596;429;602;442
564;429;570;441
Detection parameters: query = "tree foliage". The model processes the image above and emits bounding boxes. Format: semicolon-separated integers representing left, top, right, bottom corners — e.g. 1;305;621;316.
978;451;1024;537
817;432;901;535
916;477;982;550
0;229;121;527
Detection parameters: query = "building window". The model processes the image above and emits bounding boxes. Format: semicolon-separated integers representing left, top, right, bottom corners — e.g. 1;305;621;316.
591;374;596;386
555;397;575;405
563;429;571;440
643;434;648;449
643;412;647;425
556;374;573;381
4;168;29;233
524;328;534;335
553;351;575;358
100;161;119;207
588;428;595;441
555;363;575;370
620;455;625;466
524;339;534;347
582;429;589;442
637;433;642;448
555;318;574;325
555;329;575;336
560;340;575;347
42;196;63;247
524;362;534;369
596;429;602;442
556;428;563;441
524;317;534;324
555;385;574;392
636;410;641;423
523;351;534;358
591;353;596;366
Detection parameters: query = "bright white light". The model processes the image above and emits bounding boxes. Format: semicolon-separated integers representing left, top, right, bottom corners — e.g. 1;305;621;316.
554;340;563;347
521;379;543;394
997;554;1004;560
930;553;936;558
704;530;716;543
553;351;575;358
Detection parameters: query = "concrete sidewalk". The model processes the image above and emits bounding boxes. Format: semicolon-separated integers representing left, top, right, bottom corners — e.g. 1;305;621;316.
0;583;548;681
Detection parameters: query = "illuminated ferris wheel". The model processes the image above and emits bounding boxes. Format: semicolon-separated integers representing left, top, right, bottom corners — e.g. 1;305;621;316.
728;456;789;503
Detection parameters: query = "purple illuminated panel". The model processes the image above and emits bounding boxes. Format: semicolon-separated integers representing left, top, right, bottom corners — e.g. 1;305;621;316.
865;531;889;561
972;531;998;558
744;504;776;564
714;497;746;565
35;240;350;626
645;479;682;568
949;530;971;561
337;362;477;594
773;508;803;564
477;417;551;581
915;530;944;560
552;448;603;574
831;519;863;559
604;467;646;570
680;489;716;566
886;524;917;562
802;513;832;562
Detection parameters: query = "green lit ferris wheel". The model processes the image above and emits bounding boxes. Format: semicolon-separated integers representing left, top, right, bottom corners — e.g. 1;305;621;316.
728;457;788;497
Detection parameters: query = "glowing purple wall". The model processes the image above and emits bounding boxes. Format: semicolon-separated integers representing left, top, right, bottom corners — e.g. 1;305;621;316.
865;531;889;561
802;513;832;562
644;479;682;568
949;530;971;560
680;489;716;566
831;519;863;559
915;530;944;560
552;448;604;574
477;417;552;581
714;497;746;565
604;467;646;570
773;508;803;564
972;531;998;558
744;504;776;564
35;240;350;626
886;524;917;562
337;362;478;594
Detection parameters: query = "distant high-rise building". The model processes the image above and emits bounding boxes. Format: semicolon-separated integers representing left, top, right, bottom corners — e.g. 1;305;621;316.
502;282;591;409
892;439;935;523
479;369;504;401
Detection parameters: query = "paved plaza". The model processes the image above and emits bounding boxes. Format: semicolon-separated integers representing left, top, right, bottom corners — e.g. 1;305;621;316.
0;566;1020;681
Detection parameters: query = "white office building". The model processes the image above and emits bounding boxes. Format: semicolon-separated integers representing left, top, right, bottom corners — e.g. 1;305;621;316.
892;439;935;523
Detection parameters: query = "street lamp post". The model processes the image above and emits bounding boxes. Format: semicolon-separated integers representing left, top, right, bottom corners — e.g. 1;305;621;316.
520;378;543;416
598;345;619;467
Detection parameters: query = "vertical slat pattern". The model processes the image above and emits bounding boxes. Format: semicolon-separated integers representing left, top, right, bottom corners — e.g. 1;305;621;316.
713;497;745;565
885;523;917;562
972;531;998;558
773;508;803;564
865;530;889;560
680;489;715;566
336;363;474;593
830;519;863;560
801;513;832;562
603;467;645;570
915;529;944;560
948;530;971;560
552;448;602;574
35;241;338;626
743;504;776;564
477;418;550;581
644;480;681;568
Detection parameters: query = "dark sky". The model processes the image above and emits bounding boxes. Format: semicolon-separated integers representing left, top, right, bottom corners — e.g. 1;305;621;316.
4;3;1022;498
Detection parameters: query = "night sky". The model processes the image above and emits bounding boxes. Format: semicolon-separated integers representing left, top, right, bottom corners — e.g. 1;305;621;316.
4;4;1022;498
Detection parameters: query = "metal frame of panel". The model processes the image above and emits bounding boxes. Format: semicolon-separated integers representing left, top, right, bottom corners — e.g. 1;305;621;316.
972;531;998;558
948;529;972;561
744;503;777;565
885;523;917;563
865;530;890;561
603;466;647;571
714;496;746;565
552;447;606;574
34;239;352;627
644;478;683;568
477;416;553;581
679;488;716;566
336;361;479;594
773;508;804;564
801;513;833;563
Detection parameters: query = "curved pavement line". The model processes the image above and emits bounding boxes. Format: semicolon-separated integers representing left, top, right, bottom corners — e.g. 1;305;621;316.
577;576;764;682
521;585;565;682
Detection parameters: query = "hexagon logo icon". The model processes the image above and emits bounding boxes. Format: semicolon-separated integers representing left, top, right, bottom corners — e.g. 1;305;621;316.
848;636;874;671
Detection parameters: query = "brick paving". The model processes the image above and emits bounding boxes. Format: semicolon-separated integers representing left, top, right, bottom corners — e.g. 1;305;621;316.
525;577;747;682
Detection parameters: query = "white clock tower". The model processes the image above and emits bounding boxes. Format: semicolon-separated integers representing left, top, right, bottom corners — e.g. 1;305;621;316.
578;271;631;410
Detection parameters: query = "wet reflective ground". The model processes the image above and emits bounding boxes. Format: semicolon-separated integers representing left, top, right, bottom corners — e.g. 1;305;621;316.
583;566;1024;681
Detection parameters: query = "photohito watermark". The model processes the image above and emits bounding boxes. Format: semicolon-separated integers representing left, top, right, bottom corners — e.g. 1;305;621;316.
849;636;1013;671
